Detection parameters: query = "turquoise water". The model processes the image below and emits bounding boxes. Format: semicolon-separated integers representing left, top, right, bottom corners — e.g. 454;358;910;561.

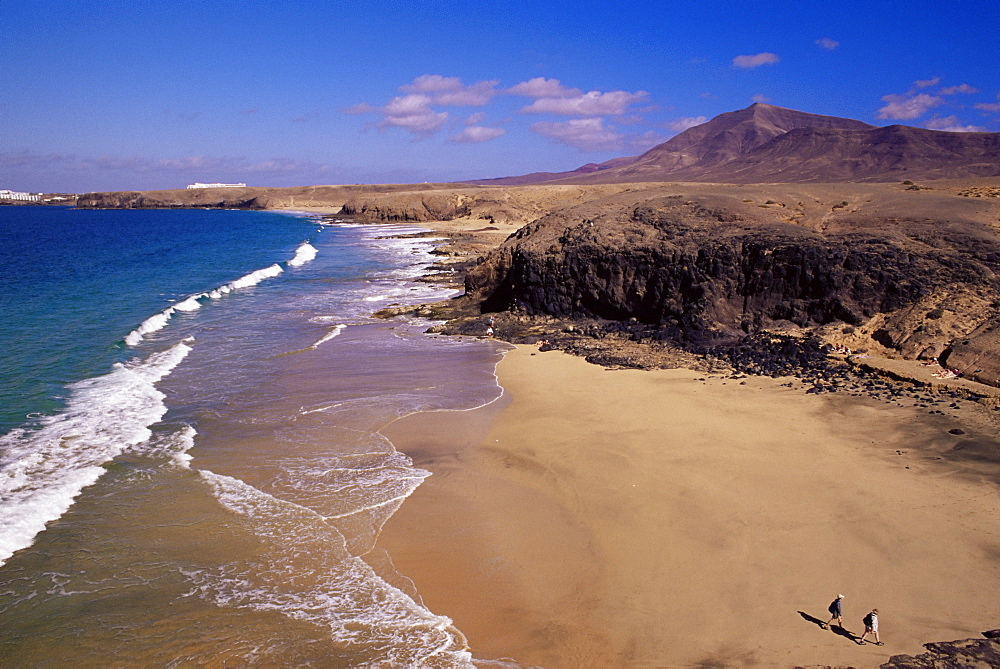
0;207;318;431
0;206;506;666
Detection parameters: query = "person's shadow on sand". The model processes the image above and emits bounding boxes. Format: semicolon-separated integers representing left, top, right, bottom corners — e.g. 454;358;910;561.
798;611;860;643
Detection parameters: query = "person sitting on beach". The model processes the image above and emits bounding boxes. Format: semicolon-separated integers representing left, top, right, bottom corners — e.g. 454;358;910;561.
858;608;883;645
821;594;844;630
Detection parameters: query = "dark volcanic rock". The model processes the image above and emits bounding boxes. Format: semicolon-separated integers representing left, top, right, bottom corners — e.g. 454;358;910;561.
465;195;1000;348
943;318;1000;386
880;631;1000;668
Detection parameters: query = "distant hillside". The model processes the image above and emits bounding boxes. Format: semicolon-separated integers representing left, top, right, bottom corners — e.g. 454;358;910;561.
471;103;1000;185
473;155;639;186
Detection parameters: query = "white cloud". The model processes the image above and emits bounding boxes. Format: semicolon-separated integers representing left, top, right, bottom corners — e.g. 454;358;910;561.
348;74;664;144
924;115;986;132
401;74;464;93
876;78;985;120
449;126;506;144
357;75;503;137
752;94;771;103
508;77;581;99
520;89;648;116
975;92;1000;113
435;80;499;106
530;118;623;151
733;52;780;69
666;116;708;132
938;83;979;96
815;38;839;50
379;94;448;133
400;74;498;106
876;92;943;120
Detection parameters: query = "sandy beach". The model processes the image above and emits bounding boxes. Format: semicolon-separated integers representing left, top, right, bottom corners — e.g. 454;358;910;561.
375;344;1000;668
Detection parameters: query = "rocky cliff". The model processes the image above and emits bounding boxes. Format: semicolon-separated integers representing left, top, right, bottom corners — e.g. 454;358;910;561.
462;183;1000;385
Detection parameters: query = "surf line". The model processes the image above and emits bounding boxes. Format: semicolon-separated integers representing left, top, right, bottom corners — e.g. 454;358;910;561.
0;340;193;568
126;238;321;347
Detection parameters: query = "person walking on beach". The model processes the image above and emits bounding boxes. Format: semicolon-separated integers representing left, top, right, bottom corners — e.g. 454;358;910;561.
858;608;883;645
821;594;844;630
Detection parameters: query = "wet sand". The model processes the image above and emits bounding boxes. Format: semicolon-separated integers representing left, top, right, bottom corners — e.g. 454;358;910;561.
376;345;1000;668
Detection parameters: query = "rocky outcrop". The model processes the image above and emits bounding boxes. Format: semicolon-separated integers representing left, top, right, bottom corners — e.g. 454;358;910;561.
463;191;1000;382
340;192;473;222
339;185;639;227
76;191;270;209
880;630;1000;668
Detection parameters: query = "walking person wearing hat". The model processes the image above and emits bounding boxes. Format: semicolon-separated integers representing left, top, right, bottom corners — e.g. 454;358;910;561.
821;594;845;630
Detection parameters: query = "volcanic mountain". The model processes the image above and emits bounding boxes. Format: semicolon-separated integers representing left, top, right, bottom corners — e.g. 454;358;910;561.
473;103;1000;185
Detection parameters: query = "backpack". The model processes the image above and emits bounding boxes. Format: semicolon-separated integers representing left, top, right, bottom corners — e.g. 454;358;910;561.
828;600;839;615
863;612;873;627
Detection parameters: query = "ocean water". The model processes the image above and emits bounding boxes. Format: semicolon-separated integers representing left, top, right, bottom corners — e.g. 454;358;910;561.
0;206;506;666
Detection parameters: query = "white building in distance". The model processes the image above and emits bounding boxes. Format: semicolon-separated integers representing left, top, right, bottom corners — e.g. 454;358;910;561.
0;189;41;202
186;182;247;189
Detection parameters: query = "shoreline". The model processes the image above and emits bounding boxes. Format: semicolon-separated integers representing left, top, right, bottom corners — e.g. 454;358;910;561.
364;215;1000;667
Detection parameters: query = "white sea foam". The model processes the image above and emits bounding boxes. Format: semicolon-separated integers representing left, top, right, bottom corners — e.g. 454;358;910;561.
309;324;346;349
173;295;204;312
134;424;198;469
0;341;192;567
227;263;284;290
361;286;415;302
127;263;286;346
287;242;318;267
190;470;473;667
125;307;176;346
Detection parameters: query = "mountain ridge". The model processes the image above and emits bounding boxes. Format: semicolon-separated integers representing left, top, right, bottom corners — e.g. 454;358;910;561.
470;103;1000;185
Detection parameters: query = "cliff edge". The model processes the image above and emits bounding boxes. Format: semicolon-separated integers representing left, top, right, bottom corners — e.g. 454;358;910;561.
455;181;1000;386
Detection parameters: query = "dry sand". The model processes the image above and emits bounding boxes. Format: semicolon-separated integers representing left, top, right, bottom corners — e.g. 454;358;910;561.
376;345;1000;668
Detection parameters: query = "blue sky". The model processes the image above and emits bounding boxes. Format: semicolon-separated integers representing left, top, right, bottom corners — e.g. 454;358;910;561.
3;0;999;192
